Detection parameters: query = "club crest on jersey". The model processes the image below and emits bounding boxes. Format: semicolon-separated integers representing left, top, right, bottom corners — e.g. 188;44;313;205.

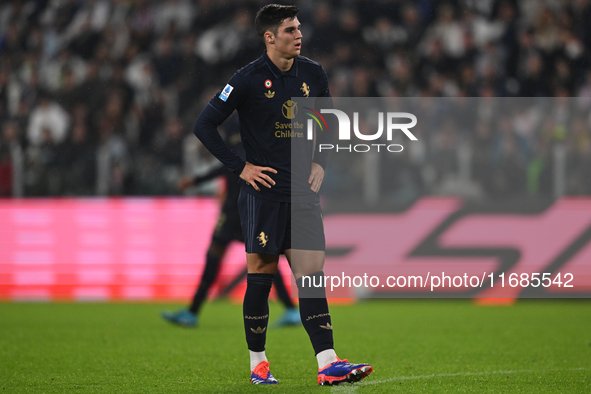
257;232;269;247
301;82;310;97
219;84;233;102
264;90;275;98
265;79;272;88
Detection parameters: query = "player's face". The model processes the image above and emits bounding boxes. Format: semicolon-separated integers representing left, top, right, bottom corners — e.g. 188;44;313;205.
272;17;302;58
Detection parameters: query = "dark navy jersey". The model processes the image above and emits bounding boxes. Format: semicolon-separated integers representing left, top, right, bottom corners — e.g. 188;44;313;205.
194;52;332;203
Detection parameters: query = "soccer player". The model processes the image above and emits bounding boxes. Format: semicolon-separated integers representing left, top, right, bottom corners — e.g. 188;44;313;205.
193;4;372;386
161;127;300;328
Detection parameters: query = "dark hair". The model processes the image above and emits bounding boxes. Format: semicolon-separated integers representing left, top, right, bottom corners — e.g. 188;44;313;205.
255;4;299;37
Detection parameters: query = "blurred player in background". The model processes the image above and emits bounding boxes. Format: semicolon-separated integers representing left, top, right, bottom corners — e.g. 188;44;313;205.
161;127;300;328
193;4;372;386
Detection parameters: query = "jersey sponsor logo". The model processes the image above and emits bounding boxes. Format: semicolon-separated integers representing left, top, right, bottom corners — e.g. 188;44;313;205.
258;232;269;247
301;82;310;97
275;129;304;138
275;120;305;138
250;326;267;334
265;79;272;88
219;84;234;102
264;90;275;98
282;100;298;119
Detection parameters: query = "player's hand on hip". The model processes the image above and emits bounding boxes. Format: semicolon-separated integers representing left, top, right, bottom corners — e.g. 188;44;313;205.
240;162;277;192
308;162;324;193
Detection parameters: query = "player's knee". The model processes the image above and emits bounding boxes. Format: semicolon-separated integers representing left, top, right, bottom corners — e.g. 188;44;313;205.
247;254;279;274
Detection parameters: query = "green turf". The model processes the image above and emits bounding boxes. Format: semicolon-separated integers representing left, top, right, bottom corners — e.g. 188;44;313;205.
0;300;589;393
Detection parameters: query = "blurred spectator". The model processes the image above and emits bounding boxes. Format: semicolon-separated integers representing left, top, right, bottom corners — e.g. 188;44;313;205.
76;61;106;117
25;124;63;196
418;39;453;89
428;5;465;58
152;37;182;88
129;0;155;52
40;48;86;92
154;0;195;34
0;67;8;122
96;119;130;196
401;4;426;49
491;117;528;197
176;33;209;117
125;52;156;107
196;8;257;66
60;122;96;196
363;17;406;52
430;120;459;187
1;121;24;196
472;121;494;194
27;93;69;147
533;7;560;54
156;117;185;168
0;141;11;196
103;63;134;116
519;53;547;96
154;117;185;193
65;5;106;61
339;9;363;50
56;68;80;112
0;22;24;56
307;3;337;57
100;91;126;137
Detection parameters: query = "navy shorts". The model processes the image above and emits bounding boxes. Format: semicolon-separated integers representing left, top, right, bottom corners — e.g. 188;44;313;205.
238;190;325;255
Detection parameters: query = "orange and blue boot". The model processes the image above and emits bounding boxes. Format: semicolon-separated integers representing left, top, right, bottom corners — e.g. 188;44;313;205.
250;361;278;385
317;357;373;386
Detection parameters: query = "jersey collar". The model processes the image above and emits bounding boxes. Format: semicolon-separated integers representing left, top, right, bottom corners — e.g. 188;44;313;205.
263;51;299;79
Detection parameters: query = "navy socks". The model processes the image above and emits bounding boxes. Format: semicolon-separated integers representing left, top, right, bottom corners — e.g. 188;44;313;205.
243;273;274;351
296;271;334;355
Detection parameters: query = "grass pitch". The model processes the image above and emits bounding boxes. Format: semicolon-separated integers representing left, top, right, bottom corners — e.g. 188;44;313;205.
1;300;589;393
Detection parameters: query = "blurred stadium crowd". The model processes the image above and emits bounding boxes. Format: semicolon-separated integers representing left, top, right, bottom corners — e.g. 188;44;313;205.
0;0;590;202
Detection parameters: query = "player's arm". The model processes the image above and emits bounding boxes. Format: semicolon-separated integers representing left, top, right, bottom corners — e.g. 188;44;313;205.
193;75;276;191
193;105;245;176
309;66;334;192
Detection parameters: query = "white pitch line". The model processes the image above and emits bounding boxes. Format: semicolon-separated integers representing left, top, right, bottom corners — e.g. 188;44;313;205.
330;367;588;393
